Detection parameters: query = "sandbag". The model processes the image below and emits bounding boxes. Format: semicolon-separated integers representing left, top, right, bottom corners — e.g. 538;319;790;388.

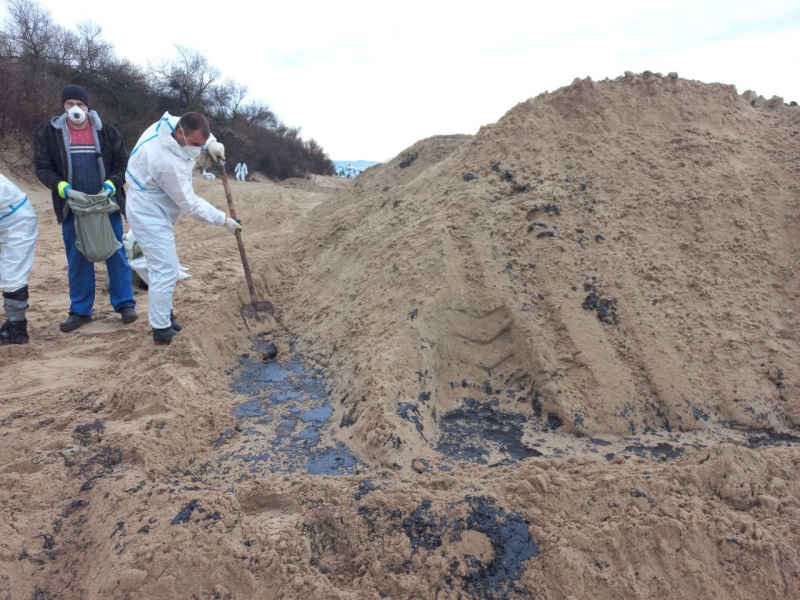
67;189;122;262
129;256;191;286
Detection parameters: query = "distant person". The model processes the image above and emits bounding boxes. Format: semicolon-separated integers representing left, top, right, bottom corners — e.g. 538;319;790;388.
33;84;137;333
201;168;216;180
0;173;38;345
125;112;240;345
235;161;248;182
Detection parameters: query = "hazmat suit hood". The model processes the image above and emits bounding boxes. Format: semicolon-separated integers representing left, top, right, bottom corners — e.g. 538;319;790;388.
125;111;225;226
153;113;193;164
141;112;218;166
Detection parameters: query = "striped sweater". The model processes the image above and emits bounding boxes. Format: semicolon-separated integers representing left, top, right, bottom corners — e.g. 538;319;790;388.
68;123;102;195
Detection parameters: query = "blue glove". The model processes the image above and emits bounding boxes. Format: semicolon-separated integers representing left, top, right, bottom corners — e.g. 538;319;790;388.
103;180;116;196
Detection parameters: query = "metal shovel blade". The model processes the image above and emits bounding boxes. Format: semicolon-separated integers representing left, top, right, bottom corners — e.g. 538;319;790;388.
241;300;274;322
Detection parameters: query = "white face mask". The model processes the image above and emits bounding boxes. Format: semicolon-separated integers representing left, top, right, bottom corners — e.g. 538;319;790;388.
67;106;87;124
183;145;202;159
176;127;202;159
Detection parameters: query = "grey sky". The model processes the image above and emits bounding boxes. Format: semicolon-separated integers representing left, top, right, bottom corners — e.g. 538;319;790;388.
21;0;800;161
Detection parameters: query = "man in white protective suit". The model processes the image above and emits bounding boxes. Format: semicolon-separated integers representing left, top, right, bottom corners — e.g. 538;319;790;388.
0;173;38;345
125;112;241;345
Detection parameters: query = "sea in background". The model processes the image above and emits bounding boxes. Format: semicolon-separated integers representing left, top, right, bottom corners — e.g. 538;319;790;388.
332;160;380;175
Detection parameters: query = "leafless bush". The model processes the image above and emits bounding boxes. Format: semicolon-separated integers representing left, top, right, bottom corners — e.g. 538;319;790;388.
0;0;334;178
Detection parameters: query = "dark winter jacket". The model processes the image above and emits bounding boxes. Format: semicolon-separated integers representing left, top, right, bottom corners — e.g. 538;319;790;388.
33;112;128;223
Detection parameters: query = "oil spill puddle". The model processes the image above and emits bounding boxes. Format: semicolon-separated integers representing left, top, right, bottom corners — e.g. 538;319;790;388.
437;397;543;465
745;430;800;449
623;441;685;460
218;339;358;476
355;495;537;599
460;496;538;599
434;395;790;467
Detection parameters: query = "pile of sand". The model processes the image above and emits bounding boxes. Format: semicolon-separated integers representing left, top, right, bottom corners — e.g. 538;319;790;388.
1;72;799;600
286;72;800;468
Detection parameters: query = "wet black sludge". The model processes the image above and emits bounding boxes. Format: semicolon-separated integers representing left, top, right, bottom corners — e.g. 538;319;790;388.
437;397;543;464
745;430;800;448
171;499;201;525
222;339;359;476
461;496;538;599
624;441;684;460
378;496;538;599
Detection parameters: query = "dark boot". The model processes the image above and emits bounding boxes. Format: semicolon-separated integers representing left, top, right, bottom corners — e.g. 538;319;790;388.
153;327;179;345
60;313;92;332
170;311;183;332
120;305;138;324
0;319;29;345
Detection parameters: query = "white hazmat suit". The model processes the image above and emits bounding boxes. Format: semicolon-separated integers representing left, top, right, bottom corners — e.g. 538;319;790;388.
0;173;38;294
125;112;228;330
235;162;248;182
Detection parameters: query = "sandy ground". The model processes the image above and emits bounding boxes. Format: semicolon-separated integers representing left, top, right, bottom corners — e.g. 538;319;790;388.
1;72;799;600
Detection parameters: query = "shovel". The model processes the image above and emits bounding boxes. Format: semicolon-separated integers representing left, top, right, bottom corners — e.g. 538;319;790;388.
217;159;274;323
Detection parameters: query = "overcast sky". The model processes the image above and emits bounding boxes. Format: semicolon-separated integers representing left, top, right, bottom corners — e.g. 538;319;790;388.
25;0;800;161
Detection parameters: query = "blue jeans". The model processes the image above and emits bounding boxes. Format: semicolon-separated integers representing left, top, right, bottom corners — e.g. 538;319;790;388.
61;211;135;316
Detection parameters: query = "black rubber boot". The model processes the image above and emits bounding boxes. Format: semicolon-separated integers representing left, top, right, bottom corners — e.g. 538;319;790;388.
60;313;92;332
170;311;183;332
153;327;179;345
120;305;138;324
0;319;29;345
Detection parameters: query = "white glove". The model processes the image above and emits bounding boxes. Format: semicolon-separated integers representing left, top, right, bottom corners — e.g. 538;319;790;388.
207;141;225;161
224;218;242;233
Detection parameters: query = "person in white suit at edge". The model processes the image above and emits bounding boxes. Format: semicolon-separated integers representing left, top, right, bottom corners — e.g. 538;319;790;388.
125;111;241;345
0;173;38;345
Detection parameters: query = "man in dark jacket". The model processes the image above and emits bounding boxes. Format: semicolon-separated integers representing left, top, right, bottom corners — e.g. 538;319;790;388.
33;84;137;332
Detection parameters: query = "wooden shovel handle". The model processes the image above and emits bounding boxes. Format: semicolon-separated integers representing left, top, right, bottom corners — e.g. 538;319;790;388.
218;160;258;305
